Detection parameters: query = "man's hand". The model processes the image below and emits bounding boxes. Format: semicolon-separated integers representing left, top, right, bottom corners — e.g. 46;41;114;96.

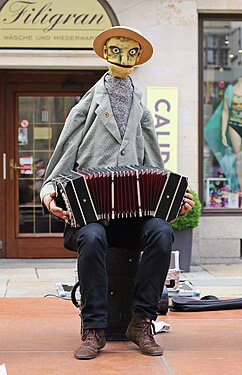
179;188;195;216
43;191;70;221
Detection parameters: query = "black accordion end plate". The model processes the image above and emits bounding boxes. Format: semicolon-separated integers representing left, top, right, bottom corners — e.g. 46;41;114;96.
155;173;188;222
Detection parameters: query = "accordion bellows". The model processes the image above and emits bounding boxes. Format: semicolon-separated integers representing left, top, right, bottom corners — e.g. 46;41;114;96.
52;165;188;228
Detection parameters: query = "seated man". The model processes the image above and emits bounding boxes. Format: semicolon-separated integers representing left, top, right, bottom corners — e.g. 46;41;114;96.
40;26;194;360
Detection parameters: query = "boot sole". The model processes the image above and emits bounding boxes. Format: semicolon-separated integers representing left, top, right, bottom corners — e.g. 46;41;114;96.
141;350;163;356
126;330;163;356
74;355;97;360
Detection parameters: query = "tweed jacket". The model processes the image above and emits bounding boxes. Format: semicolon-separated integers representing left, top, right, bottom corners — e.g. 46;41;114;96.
40;72;164;201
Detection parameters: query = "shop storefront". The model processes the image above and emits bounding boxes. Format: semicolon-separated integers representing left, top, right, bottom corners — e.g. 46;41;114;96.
0;0;242;263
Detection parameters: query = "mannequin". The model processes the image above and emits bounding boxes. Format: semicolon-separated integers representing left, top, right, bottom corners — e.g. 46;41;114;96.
40;26;194;360
221;77;242;191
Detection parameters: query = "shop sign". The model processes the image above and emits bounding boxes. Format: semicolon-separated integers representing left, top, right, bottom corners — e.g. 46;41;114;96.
0;0;118;49
147;87;178;172
19;155;33;174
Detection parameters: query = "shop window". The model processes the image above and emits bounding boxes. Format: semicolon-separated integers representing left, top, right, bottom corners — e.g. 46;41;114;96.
201;15;242;210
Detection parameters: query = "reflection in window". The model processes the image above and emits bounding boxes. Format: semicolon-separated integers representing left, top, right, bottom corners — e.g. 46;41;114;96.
202;18;242;209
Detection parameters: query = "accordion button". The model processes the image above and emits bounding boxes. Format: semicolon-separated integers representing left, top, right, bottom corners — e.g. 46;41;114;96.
121;150;125;155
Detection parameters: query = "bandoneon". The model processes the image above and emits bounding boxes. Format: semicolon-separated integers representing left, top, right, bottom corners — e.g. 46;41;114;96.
52;165;188;228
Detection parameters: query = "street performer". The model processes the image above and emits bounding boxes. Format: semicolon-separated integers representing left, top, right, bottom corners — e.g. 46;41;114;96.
40;26;194;360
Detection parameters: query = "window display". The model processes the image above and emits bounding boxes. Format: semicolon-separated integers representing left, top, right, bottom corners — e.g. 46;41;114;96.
202;17;242;209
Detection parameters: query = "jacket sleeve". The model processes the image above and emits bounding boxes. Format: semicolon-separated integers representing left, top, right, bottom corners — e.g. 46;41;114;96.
141;105;164;168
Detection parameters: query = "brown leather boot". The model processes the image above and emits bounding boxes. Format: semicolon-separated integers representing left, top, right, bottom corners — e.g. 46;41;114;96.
74;329;106;360
126;312;163;356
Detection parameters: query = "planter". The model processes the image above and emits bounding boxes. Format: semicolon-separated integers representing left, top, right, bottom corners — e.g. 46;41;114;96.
172;228;193;272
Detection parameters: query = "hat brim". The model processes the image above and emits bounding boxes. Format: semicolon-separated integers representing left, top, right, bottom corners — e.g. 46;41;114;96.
93;26;153;65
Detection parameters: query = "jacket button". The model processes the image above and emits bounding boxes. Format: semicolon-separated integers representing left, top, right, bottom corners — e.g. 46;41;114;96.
104;111;109;118
121;150;125;155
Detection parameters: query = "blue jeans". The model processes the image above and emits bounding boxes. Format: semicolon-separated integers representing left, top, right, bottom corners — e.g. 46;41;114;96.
75;217;174;329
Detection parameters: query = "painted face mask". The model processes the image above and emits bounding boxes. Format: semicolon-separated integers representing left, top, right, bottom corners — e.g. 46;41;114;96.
103;36;141;78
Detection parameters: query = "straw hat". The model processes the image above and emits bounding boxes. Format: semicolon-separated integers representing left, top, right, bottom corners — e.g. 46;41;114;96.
93;26;153;65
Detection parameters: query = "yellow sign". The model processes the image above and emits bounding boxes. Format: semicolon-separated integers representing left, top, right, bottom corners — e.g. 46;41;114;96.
147;87;178;172
34;127;52;140
0;0;118;48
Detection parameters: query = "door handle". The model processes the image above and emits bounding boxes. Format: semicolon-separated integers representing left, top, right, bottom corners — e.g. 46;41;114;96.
10;159;21;169
3;153;6;179
10;158;21;180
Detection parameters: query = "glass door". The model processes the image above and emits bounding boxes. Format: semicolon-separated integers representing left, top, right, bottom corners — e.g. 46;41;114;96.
6;93;80;258
4;70;105;258
17;95;79;235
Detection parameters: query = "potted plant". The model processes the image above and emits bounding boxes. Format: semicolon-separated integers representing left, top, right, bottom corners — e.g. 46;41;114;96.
171;189;202;272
